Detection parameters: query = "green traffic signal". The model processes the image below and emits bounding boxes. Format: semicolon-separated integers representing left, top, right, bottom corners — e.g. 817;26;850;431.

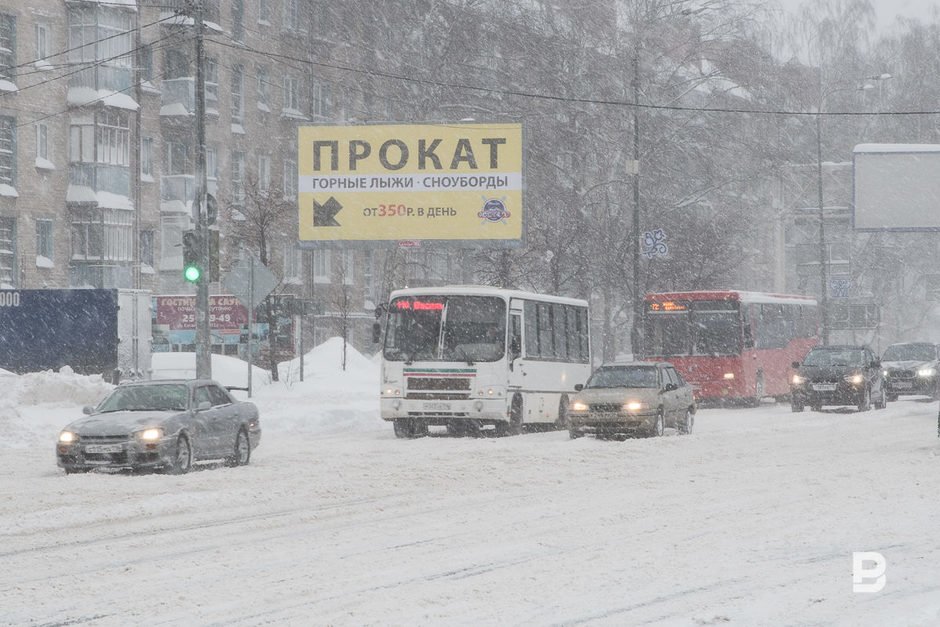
183;264;202;283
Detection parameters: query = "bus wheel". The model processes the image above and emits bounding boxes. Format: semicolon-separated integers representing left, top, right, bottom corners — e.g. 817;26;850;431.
508;395;524;436
555;396;570;431
394;418;427;439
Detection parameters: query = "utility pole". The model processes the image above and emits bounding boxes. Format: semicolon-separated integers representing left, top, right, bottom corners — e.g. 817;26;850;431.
193;0;211;378
816;111;829;346
629;46;642;355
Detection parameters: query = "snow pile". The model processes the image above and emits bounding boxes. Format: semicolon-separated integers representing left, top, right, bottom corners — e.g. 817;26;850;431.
151;351;271;388
259;337;383;435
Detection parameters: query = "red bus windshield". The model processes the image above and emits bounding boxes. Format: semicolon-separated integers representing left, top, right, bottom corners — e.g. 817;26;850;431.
643;300;741;356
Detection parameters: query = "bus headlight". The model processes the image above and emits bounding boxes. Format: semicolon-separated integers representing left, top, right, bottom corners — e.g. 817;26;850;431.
791;374;805;385
722;372;735;380
917;367;936;378
844;373;864;385
570;400;589;412
382;387;401;396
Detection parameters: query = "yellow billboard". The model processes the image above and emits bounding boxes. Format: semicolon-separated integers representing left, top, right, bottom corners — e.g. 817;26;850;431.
297;123;523;247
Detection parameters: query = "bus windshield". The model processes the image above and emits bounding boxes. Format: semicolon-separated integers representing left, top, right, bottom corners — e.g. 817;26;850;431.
384;295;507;363
643;301;741;356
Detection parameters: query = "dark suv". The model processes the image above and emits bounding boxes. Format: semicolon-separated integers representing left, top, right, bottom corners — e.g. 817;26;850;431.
881;342;940;401
790;345;886;412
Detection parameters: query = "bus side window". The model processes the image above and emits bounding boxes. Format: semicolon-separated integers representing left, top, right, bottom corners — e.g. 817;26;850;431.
510;313;522;361
742;306;754;349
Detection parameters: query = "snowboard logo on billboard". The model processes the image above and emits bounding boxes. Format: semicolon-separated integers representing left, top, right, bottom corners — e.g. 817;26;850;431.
478;196;510;224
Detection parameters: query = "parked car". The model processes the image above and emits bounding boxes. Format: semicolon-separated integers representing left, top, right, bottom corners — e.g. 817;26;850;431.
880;342;940;401
790;345;886;412
56;379;261;474
568;361;695;439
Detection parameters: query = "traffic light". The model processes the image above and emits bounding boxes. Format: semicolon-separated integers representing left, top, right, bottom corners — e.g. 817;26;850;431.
182;230;202;283
208;229;220;282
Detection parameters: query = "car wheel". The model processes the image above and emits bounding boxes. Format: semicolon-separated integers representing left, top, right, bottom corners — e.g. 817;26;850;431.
679;408;694;434
875;387;887;410
507;395;524;436
791;401;804;412
568;427;584;439
750;372;765;407
226;428;251;467
650;410;664;438
886;393;898;402
167;434;192;475
857;386;872;412
810;402;822;412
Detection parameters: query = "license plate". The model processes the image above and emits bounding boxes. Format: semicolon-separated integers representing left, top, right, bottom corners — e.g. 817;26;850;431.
893;382;913;389
424;402;451;411
85;443;124;454
812;383;836;392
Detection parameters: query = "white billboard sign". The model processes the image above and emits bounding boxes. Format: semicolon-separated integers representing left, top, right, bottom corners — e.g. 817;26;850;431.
853;144;940;231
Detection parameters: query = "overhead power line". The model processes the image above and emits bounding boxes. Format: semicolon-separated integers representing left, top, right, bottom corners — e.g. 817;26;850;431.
205;35;940;119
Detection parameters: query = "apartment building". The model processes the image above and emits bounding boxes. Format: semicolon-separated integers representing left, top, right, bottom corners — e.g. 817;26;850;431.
0;0;392;353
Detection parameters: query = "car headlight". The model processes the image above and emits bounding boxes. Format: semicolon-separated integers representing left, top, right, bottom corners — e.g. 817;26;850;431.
791;374;805;385
58;431;78;444
917;367;936;378
623;400;646;412
844;374;864;385
136;428;164;441
570;400;589;412
883;370;889;377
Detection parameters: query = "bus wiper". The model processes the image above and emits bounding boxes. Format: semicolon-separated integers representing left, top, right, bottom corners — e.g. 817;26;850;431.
456;346;474;366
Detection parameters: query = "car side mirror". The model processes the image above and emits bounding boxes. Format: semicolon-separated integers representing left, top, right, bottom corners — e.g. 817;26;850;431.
664;383;678;392
197;400;211;411
510;336;521;359
792;361;801;369
372;322;382;344
82;405;94;415
574;383;583;392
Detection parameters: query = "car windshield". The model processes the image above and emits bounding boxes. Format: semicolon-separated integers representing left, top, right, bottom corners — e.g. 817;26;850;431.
586;366;658;388
882;344;936;361
96;384;189;412
802;349;866;367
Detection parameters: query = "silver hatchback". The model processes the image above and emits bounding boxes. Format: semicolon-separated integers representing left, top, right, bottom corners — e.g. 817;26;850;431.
568;362;696;439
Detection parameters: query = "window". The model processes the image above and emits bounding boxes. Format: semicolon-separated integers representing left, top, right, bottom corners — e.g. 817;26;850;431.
204;57;219;109
313;249;331;283
139;229;154;266
140;137;153;177
139;43;153;81
552;304;567;360
231;65;244;123
311;80;331;118
0;217;15;287
284;247;301;280
232;0;244;42
69;115;94;164
165;140;189;175
206;145;218;180
283;0;302;31
283;75;301;112
283;158;297;199
258;154;271;191
36;219;54;259
35;23;49;61
96;109;130;166
259;0;271;23
257;65;270;109
231;151;245;205
70;208;132;261
0;14;15;82
0;116;15;185
36;123;49;161
165;49;189;80
342;250;355;284
68;7;132;66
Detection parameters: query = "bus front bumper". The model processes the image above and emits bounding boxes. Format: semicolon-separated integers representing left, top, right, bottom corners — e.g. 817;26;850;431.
380;397;509;425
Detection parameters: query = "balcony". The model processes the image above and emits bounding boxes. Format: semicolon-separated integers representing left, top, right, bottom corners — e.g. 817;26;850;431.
161;78;194;116
67;65;138;110
161;174;195;214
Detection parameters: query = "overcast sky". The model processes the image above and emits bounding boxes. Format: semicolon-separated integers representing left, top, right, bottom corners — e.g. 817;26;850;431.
775;0;939;33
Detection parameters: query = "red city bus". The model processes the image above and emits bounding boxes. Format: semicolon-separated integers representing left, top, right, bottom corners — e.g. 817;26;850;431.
640;290;819;404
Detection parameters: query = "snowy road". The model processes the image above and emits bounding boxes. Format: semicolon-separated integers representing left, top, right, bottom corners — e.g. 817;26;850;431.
3;397;940;626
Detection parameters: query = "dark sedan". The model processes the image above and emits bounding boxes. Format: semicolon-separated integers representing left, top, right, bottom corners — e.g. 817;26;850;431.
56;379;261;474
790;345;886;412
